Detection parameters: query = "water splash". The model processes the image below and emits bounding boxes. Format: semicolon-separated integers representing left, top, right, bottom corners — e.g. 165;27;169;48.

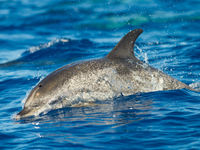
189;82;200;92
135;44;149;64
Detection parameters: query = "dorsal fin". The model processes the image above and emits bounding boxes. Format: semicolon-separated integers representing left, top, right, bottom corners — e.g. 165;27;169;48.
107;29;143;59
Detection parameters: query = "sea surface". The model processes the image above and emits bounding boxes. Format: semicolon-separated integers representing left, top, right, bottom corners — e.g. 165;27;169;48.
0;0;200;149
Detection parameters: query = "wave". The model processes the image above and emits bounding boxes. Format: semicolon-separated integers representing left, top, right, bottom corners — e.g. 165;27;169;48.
0;38;103;69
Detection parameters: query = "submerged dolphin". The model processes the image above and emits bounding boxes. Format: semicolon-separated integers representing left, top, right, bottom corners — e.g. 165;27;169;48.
15;29;194;119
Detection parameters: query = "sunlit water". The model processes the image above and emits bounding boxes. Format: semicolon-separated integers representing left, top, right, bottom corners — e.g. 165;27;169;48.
0;0;200;149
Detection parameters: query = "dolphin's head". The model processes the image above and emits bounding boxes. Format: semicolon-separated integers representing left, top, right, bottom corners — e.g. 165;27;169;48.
15;84;49;120
15;74;61;120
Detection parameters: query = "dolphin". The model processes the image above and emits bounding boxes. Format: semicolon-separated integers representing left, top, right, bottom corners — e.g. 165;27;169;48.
15;29;195;120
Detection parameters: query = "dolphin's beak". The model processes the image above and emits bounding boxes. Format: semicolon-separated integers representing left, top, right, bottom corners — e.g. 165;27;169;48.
15;107;33;120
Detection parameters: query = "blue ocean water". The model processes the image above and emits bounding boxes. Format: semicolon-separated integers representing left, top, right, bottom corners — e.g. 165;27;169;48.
0;0;200;149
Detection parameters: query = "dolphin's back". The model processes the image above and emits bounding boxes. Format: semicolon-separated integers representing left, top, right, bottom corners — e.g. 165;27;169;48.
47;57;188;105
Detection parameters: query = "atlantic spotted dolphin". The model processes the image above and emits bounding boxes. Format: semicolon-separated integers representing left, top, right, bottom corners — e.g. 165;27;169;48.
15;29;194;119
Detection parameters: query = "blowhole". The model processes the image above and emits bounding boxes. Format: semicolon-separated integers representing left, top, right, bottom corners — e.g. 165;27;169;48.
39;84;42;87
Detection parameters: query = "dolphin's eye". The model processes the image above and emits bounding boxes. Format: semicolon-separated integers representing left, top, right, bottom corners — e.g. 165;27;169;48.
39;84;42;87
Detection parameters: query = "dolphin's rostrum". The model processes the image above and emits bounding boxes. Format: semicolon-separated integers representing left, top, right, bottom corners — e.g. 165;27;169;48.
15;29;194;119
